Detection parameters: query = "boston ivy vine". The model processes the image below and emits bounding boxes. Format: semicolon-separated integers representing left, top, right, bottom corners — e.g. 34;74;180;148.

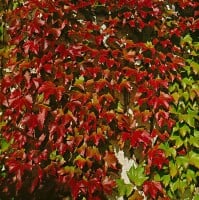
0;0;198;199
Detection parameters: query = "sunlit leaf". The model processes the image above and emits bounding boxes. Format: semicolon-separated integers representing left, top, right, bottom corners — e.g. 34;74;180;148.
127;165;148;187
189;151;199;169
116;179;133;197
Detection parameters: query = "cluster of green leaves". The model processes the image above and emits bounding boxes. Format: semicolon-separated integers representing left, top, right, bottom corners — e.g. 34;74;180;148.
117;164;148;199
159;34;199;199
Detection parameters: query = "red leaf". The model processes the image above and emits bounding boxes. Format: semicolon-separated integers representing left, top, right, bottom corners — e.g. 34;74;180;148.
10;95;33;111
148;92;173;110
23;40;39;55
30;177;39;193
95;35;103;46
42;64;52;73
155;110;169;127
56;86;65;101
123;11;132;19
89;130;105;146
95;79;110;93
147;146;168;170
22;113;38;136
70;179;80;199
129;20;135;27
37;105;49;129
38;81;56;100
148;78;168;91
100;111;115;123
74;155;87;169
87;179;102;197
143;181;163;199
98;50;109;63
102;176;116;194
0;92;6;105
55;44;68;58
106;59;115;68
99;93;114;104
118;80;132;92
121;132;131;141
1;75;13;93
130;130;152;148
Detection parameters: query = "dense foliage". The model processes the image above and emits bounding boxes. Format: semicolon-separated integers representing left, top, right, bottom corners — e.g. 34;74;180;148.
0;0;198;199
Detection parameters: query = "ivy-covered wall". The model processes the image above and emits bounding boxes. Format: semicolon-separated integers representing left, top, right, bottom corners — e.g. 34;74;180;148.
0;0;198;199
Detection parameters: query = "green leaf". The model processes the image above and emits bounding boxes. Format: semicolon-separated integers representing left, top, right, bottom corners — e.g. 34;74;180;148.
159;142;176;158
179;114;195;128
171;92;180;104
181;34;192;46
170;135;183;148
0;121;7;130
181;77;194;89
178;179;187;194
154;174;161;182
74;75;85;90
194;130;199;137
145;41;154;48
183;65;191;76
182;92;189;102
169;82;180;93
0;139;10;153
189;151;199;169
170;180;179;193
190;88;196;101
127;165;148;187
186;169;196;184
161;175;170;187
190;61;199;75
0;24;3;42
37;93;44;103
193;194;199;200
50;150;57;160
116;101;123;113
193;42;199;51
116;179;133;197
189;136;199;148
179;124;190;137
176;156;189;169
169;161;178;178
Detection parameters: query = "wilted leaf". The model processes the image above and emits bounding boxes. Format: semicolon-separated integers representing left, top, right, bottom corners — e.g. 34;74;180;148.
128;190;144;200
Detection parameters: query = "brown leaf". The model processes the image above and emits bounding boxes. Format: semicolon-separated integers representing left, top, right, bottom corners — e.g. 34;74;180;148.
103;151;118;170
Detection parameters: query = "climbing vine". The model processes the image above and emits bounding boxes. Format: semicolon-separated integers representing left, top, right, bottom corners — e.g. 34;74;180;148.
0;0;198;199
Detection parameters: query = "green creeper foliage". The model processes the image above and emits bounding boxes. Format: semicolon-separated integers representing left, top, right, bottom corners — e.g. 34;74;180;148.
116;179;133;197
164;33;199;199
127;165;148;187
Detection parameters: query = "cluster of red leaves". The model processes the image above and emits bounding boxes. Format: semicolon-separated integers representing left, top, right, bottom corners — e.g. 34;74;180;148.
0;0;198;199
